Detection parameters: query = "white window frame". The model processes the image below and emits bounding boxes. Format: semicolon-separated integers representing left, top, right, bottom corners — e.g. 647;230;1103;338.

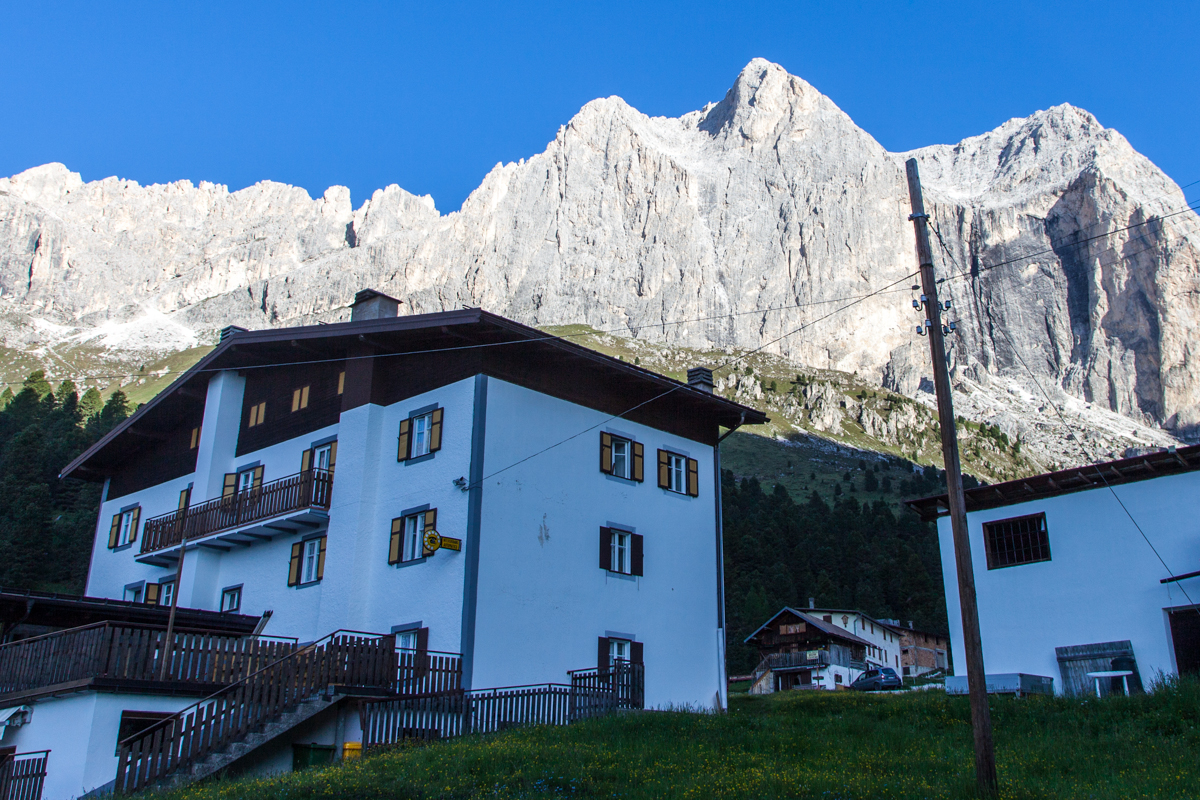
411;413;433;458
118;509;138;547
609;638;631;664
611;438;630;479
159;580;175;608
666;453;686;493
302;538;321;584
123;585;143;604
313;443;333;471
396;630;419;652
403;512;425;562
238;469;256;493
609;529;631;574
221;586;242;613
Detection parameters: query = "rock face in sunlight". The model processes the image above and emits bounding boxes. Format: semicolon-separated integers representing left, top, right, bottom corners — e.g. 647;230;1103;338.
1;58;1197;448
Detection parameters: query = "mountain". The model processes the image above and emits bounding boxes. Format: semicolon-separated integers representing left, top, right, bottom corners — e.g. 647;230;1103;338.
1;58;1197;465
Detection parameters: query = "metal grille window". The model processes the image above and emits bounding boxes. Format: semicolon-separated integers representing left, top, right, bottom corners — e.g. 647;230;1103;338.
983;512;1051;569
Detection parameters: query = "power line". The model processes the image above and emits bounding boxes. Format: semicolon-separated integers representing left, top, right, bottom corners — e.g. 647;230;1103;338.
928;222;1200;613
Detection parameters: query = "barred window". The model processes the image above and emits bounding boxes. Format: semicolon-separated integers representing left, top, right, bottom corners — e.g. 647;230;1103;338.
983;513;1051;569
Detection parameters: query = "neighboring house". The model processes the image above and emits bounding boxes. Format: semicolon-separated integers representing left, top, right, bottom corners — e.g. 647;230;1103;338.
882;621;949;678
907;445;1200;696
0;291;766;800
743;607;872;692
803;606;905;673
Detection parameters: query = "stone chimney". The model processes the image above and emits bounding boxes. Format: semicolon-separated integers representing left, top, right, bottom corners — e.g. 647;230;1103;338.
687;366;714;393
808;597;815;610
350;289;401;321
220;325;248;342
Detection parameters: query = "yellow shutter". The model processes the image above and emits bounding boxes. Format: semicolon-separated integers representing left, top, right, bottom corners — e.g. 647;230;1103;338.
397;418;411;461
657;449;669;489
429;408;444;452
389;518;403;564
329;441;337;470
288;542;303;586
223;473;237;498
632;442;644;482
292;389;302;412
600;432;613;474
144;583;160;604
128;508;140;543
109;514;122;549
178;489;190;511
687;458;699;497
316;537;327;580
301;448;313;473
252;466;264;488
338;371;345;395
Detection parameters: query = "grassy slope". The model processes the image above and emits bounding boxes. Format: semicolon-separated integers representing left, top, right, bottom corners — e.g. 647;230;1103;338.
163;681;1200;800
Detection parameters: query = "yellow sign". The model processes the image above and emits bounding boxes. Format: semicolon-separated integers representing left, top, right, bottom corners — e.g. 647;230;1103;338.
440;536;462;551
422;530;442;554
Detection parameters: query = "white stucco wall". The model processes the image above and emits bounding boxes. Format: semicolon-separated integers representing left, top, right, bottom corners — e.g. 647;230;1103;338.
469;379;724;709
938;470;1200;692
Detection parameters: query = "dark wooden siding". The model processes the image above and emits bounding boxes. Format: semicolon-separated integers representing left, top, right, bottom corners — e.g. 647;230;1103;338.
236;361;344;456
108;417;202;500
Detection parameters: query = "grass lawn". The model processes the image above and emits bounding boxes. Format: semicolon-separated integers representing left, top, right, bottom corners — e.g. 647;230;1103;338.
165;680;1199;800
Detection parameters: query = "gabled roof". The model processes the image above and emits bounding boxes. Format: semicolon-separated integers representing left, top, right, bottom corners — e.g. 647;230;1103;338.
61;308;768;481
743;606;873;648
905;444;1200;522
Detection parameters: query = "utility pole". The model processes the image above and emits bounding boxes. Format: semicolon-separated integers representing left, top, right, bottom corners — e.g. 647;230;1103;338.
158;533;187;682
905;157;998;797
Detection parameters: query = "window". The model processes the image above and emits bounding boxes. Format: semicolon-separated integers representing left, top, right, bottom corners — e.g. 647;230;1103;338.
224;466;264;498
657;450;699;496
597;636;643;673
984;512;1051;569
247;401;267;427
116;712;173;754
291;385;310;412
610;638;631;664
221;586;242;613
108;506;141;549
780;623;806;635
390;509;437;564
190;426;201;449
158;580;175;608
239;470;256;493
288;537;326;586
301;442;337;474
123;585;143;603
600;526;642;576
398;408;443;461
599;433;643;481
396;630;419;652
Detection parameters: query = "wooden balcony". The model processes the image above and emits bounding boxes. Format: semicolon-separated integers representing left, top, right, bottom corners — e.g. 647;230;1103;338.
139;469;333;564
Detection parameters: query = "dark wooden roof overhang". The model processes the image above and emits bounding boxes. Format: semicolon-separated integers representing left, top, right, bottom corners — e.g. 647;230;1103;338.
0;587;261;635
61;308;768;482
904;443;1200;522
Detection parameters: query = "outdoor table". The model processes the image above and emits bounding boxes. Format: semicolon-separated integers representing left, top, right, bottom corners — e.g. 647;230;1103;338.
1086;670;1133;697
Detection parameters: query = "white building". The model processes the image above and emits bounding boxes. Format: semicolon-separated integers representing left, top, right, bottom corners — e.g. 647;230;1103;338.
805;607;905;673
0;291;765;799
907;446;1200;695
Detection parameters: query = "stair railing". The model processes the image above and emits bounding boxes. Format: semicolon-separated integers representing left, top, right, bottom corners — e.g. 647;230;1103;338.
114;629;395;794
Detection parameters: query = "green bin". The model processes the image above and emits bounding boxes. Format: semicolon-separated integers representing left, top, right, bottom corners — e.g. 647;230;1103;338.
293;743;336;772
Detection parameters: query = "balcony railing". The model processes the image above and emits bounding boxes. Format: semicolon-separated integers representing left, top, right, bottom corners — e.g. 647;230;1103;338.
0;621;298;699
141;469;333;554
0;750;48;800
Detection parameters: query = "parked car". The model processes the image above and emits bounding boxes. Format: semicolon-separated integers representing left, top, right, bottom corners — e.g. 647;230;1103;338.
850;668;903;691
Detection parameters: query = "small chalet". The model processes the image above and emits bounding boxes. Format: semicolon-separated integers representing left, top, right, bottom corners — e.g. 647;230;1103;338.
743;607;872;692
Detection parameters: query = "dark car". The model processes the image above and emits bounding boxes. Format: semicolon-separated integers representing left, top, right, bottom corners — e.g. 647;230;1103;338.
849;667;903;691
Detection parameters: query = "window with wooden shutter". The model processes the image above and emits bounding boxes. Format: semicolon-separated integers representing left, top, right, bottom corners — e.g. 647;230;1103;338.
597;636;610;673
178;488;190;511
291;385;310;412
247;401;267;427
631;641;643;665
288;541;303;586
109;513;122;549
630;533;643;577
397;418;411;461
301;448;313;472
328;441;337;470
686;458;699;497
223;473;238;498
190;426;201;449
252;466;264;488
599;526;611;570
429;408;444;452
144;583;160;605
389;518;403;565
657;449;669;488
600;432;613;474
632;442;644;482
421;509;438;556
110;507;140;548
316;537;327;580
338;371;345;395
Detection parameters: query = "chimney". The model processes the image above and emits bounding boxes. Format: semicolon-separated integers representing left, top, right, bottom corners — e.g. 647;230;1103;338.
350;289;401;321
220;325;248;342
808;597;815;610
687;366;714;393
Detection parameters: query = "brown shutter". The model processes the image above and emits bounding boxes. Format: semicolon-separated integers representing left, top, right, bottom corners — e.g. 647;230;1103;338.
109;514;122;549
128;507;140;543
597;637;610;674
252;466;264;488
338;371;345;395
686;458;699;497
632;442;644;482
223;473;238;498
316;537;327;580
258;402;267;423
288;542;303;586
178;489;190;511
397;418;411;461
599;432;613;474
389;518;403;564
429;408;444;452
657;449;669;488
599;526;611;570
631;533;643;577
328;441;337;470
416;626;430;678
301;448;313;472
422;509;438;555
144;583;160;605
301;385;310;408
631;641;643;665
292;389;302;412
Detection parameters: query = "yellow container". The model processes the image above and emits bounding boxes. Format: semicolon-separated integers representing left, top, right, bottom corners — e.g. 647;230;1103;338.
342;741;363;760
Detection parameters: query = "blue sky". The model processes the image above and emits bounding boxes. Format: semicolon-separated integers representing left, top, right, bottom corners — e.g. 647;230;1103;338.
3;1;1197;213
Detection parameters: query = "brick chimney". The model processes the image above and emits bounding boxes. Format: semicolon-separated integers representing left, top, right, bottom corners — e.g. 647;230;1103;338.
687;366;714;393
350;289;401;321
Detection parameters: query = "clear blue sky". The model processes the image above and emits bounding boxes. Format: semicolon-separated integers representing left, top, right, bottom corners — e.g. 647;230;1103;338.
3;1;1197;213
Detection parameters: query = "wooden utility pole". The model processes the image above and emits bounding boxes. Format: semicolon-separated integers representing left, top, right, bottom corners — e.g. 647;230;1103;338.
158;534;186;682
905;158;998;797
